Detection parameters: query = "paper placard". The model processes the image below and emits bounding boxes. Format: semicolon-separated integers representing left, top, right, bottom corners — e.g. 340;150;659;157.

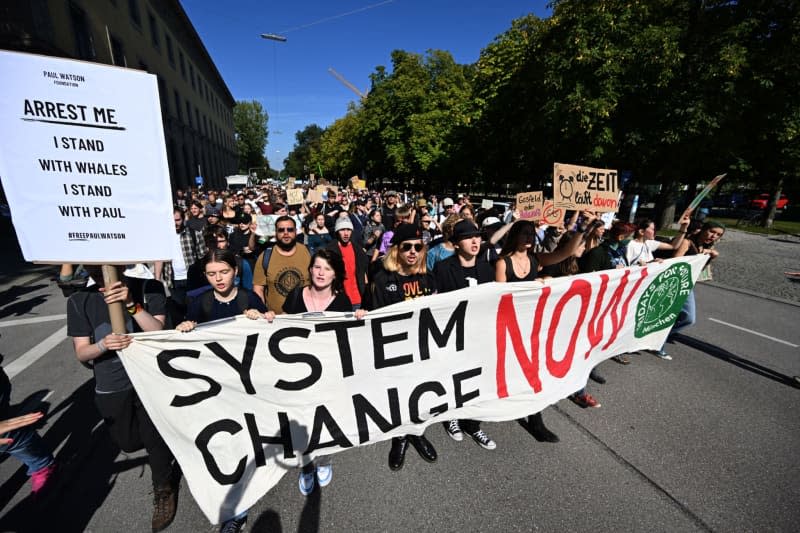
516;191;543;221
306;189;324;204
481;199;494;209
355;179;367;190
553;163;620;213
255;214;277;237
541;200;566;226
286;188;304;205
0;50;174;263
286;177;295;189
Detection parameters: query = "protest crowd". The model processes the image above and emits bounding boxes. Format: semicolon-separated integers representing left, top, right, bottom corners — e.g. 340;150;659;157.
7;181;724;533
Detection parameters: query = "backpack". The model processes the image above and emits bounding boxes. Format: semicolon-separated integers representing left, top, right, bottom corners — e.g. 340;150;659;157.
261;246;274;272
199;288;251;322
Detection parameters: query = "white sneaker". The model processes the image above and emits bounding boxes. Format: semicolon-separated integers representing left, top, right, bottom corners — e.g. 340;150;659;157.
446;420;464;441
298;471;315;496
316;464;332;487
471;429;497;450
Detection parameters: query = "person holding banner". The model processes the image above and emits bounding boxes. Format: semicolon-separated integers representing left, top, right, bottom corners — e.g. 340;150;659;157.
67;266;179;532
369;223;439;470
626;213;691;268
174;249;268;533
280;249;368;495
435;220;499;450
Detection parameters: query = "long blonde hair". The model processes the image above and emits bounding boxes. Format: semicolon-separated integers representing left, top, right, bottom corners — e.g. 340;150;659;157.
382;242;428;274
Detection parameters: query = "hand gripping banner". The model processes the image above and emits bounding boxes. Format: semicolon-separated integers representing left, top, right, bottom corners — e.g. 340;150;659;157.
120;256;708;523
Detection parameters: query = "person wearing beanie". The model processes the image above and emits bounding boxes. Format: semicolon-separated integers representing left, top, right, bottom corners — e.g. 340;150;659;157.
325;216;369;309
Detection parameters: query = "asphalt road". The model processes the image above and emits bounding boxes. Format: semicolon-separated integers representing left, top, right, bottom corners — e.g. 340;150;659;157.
0;259;798;532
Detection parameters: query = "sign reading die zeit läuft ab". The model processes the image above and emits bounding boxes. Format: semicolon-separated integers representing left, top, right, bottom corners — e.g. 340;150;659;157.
0;50;174;263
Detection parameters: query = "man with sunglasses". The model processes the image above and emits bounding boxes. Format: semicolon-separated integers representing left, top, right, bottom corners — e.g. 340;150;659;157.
252;215;310;313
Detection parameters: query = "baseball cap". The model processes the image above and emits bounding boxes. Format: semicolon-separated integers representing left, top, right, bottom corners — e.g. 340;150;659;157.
451;220;481;242
442;197;454;207
335;217;354;232
390;223;423;245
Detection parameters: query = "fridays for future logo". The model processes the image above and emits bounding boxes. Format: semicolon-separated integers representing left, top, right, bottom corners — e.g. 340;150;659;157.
634;262;693;338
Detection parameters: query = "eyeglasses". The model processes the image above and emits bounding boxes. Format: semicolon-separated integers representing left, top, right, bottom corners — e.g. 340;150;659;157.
400;243;424;252
276;227;296;233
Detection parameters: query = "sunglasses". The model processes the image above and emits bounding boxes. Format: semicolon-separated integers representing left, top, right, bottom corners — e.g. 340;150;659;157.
400;243;424;252
276;227;296;233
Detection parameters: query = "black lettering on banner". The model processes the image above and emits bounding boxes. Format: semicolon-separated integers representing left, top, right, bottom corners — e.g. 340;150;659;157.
246;411;295;466
371;312;414;369
418;301;467;360
408;381;448;423
156;349;221;407
314;320;366;377
268;327;321;391
304;405;354;455
352;389;401;444
205;333;258;394
453;367;482;408
195;419;245;485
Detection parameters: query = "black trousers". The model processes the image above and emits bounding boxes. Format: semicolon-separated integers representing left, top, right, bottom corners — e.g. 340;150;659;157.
94;388;175;487
459;419;482;435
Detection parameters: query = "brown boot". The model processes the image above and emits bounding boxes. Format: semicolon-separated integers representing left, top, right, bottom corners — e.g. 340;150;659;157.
151;484;178;532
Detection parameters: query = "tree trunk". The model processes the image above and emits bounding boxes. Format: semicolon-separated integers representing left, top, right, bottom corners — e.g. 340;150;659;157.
655;179;680;229
763;178;783;229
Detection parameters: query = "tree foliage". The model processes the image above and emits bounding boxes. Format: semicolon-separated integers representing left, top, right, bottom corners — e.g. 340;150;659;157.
233;100;269;172
283;124;324;178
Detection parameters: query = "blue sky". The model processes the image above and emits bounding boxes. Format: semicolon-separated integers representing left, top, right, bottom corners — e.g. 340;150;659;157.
181;0;552;170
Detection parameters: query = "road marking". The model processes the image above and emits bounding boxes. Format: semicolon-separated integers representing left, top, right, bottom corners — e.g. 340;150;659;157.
0;314;67;328
5;326;68;379
708;318;799;348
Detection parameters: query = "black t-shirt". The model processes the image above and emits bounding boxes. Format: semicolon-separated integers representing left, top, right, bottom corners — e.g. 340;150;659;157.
186;217;206;233
186;288;267;323
282;286;353;314
369;268;436;309
67;285;166;394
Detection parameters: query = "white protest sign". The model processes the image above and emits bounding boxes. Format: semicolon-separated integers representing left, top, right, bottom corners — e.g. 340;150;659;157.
255;215;277;237
481;199;494;210
286;188;304;205
553;162;620;213
120;256;708;523
0;50;174;263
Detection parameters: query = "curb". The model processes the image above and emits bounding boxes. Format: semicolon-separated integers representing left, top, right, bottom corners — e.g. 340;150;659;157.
702;281;800;308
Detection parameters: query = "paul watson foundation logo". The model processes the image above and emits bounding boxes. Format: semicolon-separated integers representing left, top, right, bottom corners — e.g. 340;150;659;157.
635;263;693;338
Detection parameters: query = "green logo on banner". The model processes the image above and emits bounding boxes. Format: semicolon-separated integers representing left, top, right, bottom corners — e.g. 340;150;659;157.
634;262;693;338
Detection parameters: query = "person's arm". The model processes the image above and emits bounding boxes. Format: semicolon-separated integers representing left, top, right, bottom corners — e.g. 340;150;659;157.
538;212;596;267
673;239;692;257
73;334;131;363
658;211;691;251
0;412;45;445
253;284;266;305
495;257;507;282
153;261;164;281
489;222;514;245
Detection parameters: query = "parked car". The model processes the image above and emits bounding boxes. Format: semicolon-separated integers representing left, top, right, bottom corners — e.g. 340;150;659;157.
750;193;789;210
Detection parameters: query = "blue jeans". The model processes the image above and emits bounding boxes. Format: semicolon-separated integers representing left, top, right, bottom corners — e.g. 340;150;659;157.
0;368;54;475
660;290;697;350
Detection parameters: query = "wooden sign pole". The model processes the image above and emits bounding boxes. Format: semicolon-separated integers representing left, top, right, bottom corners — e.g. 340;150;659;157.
102;265;127;334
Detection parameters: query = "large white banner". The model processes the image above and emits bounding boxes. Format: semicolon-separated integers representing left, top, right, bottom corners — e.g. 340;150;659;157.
0;50;174;263
121;256;708;523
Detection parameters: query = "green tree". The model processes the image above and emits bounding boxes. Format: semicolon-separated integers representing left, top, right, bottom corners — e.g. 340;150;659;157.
233;100;268;172
284;124;324;179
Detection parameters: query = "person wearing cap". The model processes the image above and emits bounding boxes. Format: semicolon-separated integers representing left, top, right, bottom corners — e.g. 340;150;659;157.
433;219;499;451
381;190;399;230
368;223;438;471
325;216;369;310
205;206;222;229
436;197;456;224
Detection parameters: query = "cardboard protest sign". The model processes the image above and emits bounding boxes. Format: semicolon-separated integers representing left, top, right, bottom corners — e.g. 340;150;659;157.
516;191;543;221
286;188;304;205
481;199;494;210
0;50;174;263
553;163;620;213
255;215;277;237
286;177;295;189
120;256;709;524
541;200;566;226
355;179;367;190
687;174;726;211
306;189;324;204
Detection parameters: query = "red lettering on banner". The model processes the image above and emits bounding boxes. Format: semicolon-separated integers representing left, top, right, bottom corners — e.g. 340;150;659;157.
494;287;550;398
599;267;648;350
584;271;626;358
545;279;591;378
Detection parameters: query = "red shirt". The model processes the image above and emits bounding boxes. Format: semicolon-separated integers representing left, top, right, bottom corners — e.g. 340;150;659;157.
339;242;360;305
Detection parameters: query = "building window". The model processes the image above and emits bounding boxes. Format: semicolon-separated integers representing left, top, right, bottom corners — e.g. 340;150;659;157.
195;107;200;132
69;2;96;60
148;12;159;49
165;34;175;67
203;115;208;136
110;35;126;67
174;91;182;120
157;76;168;115
128;0;142;28
189;64;195;90
179;51;186;79
186;101;193;126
